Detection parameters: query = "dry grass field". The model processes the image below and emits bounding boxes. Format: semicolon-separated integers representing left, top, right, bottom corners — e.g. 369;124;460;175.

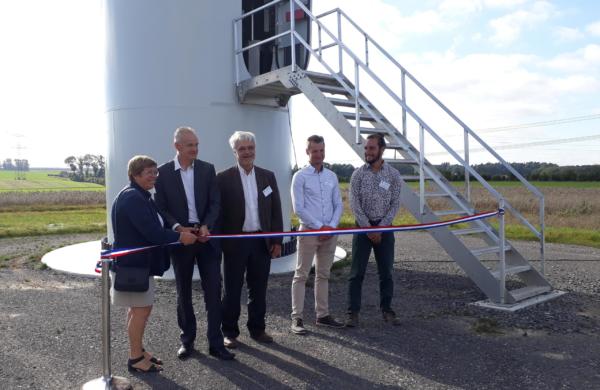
0;190;105;210
332;182;600;248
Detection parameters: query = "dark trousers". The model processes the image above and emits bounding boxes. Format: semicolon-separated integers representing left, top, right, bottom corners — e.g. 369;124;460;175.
171;242;224;349
222;237;271;338
347;231;395;313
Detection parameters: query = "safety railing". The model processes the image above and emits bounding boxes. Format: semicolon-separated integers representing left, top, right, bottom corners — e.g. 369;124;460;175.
233;1;546;298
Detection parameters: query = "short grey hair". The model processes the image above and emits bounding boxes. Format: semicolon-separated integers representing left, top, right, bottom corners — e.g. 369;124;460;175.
174;126;197;143
229;131;256;150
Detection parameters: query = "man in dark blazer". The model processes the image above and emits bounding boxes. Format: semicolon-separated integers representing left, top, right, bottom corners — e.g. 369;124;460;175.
154;126;234;361
217;130;283;348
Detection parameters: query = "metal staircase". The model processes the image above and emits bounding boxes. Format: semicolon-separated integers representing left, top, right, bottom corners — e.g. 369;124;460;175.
233;1;564;310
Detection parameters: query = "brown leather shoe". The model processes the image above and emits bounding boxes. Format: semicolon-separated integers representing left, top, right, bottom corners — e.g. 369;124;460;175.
223;337;238;349
250;332;273;343
382;310;401;326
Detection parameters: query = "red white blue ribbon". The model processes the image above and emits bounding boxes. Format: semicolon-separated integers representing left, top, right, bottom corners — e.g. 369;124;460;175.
97;208;503;272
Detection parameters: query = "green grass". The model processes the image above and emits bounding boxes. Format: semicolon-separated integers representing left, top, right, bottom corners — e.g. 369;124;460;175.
0;170;104;192
0;206;106;238
505;224;600;249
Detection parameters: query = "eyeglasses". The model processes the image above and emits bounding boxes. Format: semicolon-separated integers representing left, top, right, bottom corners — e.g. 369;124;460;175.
142;169;159;177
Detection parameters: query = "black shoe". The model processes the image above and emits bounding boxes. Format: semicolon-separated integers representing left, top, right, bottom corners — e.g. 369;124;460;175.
127;355;162;373
316;315;344;328
177;344;194;360
142;348;163;365
209;347;236;361
291;318;307;335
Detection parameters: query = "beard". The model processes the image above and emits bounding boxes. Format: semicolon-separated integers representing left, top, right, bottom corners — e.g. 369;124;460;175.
366;150;384;165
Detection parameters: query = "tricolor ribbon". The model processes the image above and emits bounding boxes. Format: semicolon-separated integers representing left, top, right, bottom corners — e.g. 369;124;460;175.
96;208;503;272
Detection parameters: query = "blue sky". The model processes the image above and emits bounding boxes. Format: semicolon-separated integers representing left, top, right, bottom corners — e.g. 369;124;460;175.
0;0;598;167
290;0;600;166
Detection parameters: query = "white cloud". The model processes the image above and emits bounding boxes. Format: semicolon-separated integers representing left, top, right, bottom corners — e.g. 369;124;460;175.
439;0;483;14
544;44;600;72
489;1;555;46
554;26;584;42
587;20;600;37
483;0;530;8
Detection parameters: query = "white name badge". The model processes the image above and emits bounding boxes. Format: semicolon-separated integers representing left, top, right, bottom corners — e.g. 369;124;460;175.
379;181;390;191
263;186;273;197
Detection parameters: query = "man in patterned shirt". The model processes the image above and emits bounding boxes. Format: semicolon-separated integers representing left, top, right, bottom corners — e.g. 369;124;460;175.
290;135;344;335
346;133;402;327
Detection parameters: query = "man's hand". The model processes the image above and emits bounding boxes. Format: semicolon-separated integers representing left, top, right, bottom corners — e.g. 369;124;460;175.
196;225;210;243
176;226;195;233
367;232;382;245
270;244;282;258
318;225;334;241
179;231;198;246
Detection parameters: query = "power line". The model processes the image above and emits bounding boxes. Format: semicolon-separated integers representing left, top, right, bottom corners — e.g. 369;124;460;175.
475;113;600;134
429;133;600;156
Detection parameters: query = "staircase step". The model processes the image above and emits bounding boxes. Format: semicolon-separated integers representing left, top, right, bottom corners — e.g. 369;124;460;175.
384;158;418;165
359;127;388;135
471;245;512;256
452;227;487;235
313;83;351;95
305;71;339;85
490;265;532;279
328;97;356;107
342;111;378;121
385;143;408;150
424;192;452;198
402;175;434;181
433;209;470;216
509;285;552;302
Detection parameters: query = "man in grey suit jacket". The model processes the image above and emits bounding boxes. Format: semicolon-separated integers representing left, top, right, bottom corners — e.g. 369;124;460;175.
154;126;234;361
217;131;283;348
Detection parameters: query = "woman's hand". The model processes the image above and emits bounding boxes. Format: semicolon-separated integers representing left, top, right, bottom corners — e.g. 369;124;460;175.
179;231;197;246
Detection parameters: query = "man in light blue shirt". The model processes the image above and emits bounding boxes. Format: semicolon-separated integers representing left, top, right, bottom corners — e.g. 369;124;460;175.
290;135;344;335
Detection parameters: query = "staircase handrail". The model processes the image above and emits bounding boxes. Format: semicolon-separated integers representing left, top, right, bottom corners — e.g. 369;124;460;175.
317;8;544;201
292;29;542;240
301;4;545;244
232;0;545;270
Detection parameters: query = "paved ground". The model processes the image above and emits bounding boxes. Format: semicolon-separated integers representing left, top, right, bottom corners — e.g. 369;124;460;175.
0;232;599;389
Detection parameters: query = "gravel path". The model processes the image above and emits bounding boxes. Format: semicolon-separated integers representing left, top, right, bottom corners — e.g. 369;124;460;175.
0;232;599;389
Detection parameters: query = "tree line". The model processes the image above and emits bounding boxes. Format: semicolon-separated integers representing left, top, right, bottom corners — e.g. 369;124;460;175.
1;158;29;171
64;154;105;184
433;162;600;182
294;162;600;182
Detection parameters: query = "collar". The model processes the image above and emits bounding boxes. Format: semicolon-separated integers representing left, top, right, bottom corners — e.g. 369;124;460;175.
366;160;385;172
307;164;324;173
129;181;152;199
237;163;255;176
174;156;194;171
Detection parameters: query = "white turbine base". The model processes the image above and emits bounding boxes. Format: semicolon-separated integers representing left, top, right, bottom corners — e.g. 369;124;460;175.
42;241;347;279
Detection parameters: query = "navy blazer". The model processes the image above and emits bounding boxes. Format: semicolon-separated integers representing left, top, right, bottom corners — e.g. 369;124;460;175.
111;182;180;276
154;158;220;250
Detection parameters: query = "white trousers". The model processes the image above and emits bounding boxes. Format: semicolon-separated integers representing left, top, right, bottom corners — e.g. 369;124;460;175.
291;232;338;320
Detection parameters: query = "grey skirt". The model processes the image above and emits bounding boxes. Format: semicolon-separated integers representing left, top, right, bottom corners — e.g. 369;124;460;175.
110;271;155;307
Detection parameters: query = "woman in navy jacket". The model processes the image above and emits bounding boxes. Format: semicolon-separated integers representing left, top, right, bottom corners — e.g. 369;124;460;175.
111;155;197;373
